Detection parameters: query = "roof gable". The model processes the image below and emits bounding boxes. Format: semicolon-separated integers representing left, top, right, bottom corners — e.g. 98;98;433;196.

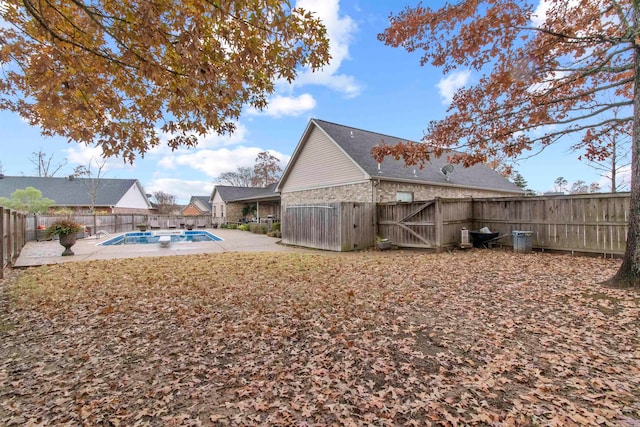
277;121;367;192
280;119;522;194
211;184;279;202
0;176;153;207
187;195;212;211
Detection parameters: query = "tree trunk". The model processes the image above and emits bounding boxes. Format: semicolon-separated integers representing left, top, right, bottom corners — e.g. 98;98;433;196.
609;4;640;287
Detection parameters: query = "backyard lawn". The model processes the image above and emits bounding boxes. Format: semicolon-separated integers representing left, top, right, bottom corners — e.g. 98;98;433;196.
0;250;638;426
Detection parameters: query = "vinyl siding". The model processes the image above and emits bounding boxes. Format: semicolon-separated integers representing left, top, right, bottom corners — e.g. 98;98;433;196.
114;183;151;209
281;126;367;192
211;191;226;222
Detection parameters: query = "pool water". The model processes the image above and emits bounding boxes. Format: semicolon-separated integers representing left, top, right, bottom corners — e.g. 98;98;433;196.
98;230;222;246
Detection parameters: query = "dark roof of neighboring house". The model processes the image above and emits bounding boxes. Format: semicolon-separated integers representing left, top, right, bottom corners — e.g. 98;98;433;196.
188;196;212;211
212;183;279;202
308;119;522;193
0;175;147;207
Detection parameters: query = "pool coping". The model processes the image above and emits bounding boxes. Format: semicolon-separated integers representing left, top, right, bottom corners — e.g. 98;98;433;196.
98;229;222;246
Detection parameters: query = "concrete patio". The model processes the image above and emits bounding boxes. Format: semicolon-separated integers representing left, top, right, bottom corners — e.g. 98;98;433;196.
13;228;312;267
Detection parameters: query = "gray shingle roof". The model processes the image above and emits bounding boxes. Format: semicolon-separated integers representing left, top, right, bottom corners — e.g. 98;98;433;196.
188;196;212;210
312;119;522;193
0;175;145;206
213;183;279;202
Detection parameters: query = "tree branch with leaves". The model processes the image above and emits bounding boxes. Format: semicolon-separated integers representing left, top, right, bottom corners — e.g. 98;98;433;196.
0;0;330;163
374;0;640;287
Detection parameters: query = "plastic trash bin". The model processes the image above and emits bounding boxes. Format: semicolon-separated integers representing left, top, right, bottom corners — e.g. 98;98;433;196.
512;230;533;253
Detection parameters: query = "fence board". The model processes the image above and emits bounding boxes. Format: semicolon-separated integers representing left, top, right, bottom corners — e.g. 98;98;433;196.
27;214;213;239
376;194;629;255
1;207;27;277
282;202;374;251
377;198;474;250
472;193;629;256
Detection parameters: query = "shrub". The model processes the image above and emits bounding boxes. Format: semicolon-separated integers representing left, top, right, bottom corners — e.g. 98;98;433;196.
271;222;281;231
238;224;251;232
228;223;238;230
45;219;83;238
250;224;268;234
220;223;228;229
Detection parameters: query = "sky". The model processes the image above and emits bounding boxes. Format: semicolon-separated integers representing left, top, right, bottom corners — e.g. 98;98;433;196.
0;0;624;204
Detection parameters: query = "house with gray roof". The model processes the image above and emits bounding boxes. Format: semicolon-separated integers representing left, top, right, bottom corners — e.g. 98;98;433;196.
181;196;212;216
209;183;280;224
0;175;153;213
277;118;522;206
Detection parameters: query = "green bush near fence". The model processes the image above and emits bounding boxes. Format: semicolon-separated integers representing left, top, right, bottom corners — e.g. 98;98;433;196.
250;224;268;234
238;224;251;232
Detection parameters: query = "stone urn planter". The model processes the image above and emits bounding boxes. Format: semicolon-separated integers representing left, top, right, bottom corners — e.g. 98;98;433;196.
45;218;83;257
58;232;77;256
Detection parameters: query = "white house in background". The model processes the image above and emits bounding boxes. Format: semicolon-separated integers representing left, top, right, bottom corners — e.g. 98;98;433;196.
209;183;280;224
0;175;153;213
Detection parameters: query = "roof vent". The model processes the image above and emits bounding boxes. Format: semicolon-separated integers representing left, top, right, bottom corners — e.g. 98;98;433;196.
0;174;4;179
68;175;75;181
350;130;354;138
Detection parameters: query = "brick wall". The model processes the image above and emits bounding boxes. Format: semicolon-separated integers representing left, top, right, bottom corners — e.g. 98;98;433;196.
256;201;280;219
182;205;201;216
376;181;518;202
224;202;246;223
281;182;372;206
282;181;517;206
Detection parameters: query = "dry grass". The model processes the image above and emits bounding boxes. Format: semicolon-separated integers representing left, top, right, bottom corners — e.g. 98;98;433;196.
0;250;638;426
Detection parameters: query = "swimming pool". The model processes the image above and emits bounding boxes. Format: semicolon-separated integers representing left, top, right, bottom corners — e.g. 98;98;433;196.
98;230;223;246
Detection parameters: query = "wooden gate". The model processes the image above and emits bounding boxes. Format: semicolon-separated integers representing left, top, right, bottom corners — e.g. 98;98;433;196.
377;198;474;250
377;200;439;249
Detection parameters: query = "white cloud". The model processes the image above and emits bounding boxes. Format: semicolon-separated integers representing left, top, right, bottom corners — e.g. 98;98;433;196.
597;165;631;192
291;0;362;98
195;123;249;149
248;93;316;118
63;145;133;173
148;122;249;158
158;146;290;179
531;0;581;28
530;0;550;28
148;146;290;203
144;178;213;204
436;70;471;105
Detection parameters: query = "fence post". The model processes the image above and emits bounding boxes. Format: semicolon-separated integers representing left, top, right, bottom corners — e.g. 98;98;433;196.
7;210;14;265
435;197;443;252
0;207;4;279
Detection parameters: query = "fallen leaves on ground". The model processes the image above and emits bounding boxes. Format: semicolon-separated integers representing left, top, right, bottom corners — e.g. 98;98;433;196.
0;250;638;426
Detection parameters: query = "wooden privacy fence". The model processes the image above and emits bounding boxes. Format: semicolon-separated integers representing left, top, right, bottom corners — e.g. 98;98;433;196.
1;207;27;278
282;202;375;251
472;193;629;256
377;193;630;256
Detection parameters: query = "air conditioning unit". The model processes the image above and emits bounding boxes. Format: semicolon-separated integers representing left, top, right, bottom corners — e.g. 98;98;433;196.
460;227;472;249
